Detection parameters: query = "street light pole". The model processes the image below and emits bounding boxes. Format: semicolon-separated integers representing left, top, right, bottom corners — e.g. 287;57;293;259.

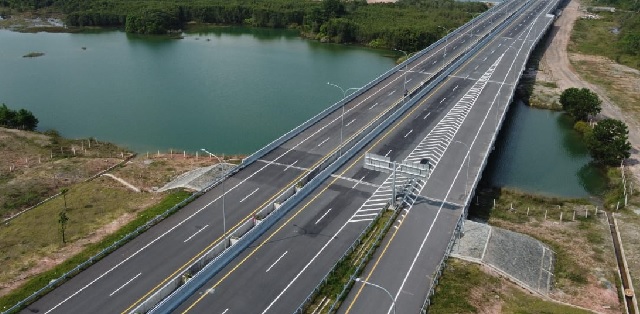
453;141;470;197
355;278;396;314
327;82;359;156
437;26;456;71
466;11;482;38
201;148;226;234
393;48;409;100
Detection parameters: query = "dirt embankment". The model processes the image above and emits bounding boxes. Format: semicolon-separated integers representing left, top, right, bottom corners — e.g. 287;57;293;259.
535;0;640;181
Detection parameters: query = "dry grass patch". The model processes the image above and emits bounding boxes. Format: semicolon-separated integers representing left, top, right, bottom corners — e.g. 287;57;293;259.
0;178;165;296
616;210;640;297
430;259;593;314
471;188;621;313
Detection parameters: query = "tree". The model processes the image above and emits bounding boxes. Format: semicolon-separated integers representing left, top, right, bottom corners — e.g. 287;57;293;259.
14;108;38;130
59;188;69;244
59;210;69;244
586;118;631;166
559;87;602;121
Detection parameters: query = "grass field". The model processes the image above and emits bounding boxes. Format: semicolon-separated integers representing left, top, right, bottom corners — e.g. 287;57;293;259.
466;187;622;312
0;189;190;311
429;259;594;314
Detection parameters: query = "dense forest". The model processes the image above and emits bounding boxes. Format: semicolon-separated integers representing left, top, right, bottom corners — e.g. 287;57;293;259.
0;0;487;51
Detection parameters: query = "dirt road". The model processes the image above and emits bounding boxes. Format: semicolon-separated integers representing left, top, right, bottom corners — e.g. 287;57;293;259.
537;0;640;182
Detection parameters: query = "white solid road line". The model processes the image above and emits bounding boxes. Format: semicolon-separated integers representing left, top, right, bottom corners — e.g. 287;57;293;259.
284;160;298;171
109;273;142;297
317;137;330;147
351;176;366;189
385;7;553;313
315;208;333;225
345;118;356;127
239;188;260;203
404;130;413;138
221;309;229;314
183;225;209;243
265;251;288;273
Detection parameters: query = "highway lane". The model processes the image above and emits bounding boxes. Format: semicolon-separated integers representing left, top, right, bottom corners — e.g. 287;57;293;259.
341;0;559;313
18;5;512;314
169;1;546;312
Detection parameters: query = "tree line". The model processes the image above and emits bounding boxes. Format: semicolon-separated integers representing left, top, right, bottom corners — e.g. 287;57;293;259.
0;0;486;51
0;103;38;131
559;87;631;166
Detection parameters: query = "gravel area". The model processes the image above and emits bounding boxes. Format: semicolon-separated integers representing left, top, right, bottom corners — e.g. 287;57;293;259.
453;220;555;295
453;220;490;260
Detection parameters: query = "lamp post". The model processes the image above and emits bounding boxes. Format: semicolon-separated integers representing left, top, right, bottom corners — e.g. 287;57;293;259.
327;82;359;156
453;140;470;197
466;11;482;37
354;278;396;314
437;26;456;70
393;48;409;99
201;148;227;234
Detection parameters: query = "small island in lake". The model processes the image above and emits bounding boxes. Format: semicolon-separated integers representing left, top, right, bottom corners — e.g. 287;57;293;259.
23;52;44;58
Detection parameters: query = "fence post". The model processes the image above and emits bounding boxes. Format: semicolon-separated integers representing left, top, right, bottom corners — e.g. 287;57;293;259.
560;212;563;222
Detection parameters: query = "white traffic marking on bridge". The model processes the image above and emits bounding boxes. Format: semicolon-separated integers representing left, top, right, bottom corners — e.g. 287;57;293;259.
345;118;356;127
474;65;479;70
388;90;396;96
432;60;437;65
404;130;413;138
285;160;298;171
315;208;333;225
239;188;260;203
423;112;431;120
385;7;556;312
384;150;392;157
453;85;458;91
221;309;229;314
406;78;412;83
452;46;457;50
439;98;446;104
265;251;288;272
41;7;492;310
482;57;487;61
109;273;142;297
317;137;330;147
184;225;209;243
369;102;379;110
352;176;366;189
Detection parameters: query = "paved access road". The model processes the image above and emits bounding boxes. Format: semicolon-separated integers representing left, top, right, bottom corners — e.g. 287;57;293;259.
167;0;559;313
19;3;518;314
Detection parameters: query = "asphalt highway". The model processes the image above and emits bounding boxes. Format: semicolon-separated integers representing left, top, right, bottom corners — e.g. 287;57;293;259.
19;3;520;314
167;0;560;313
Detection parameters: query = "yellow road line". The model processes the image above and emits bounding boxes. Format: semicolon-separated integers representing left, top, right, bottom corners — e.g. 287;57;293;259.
179;44;461;313
344;7;531;312
122;82;407;314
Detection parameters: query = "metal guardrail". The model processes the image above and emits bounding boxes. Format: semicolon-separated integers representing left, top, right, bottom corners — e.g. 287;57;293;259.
135;6;516;313
238;2;493;168
419;3;559;312
1;3;522;314
149;1;534;311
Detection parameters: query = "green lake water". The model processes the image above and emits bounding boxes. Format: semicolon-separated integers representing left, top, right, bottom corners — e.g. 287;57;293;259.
0;27;395;153
0;27;603;197
483;101;606;198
